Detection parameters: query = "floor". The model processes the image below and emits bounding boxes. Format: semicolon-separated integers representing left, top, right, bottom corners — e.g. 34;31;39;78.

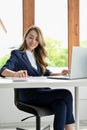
0;116;87;130
0;120;87;130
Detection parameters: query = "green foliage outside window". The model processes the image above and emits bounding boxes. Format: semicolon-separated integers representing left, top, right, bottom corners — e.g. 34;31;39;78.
45;37;68;67
80;41;87;48
0;54;10;68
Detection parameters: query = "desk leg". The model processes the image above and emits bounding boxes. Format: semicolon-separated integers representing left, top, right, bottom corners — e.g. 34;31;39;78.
75;87;79;130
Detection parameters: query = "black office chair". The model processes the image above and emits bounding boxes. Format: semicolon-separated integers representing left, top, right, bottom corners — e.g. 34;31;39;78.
14;89;54;130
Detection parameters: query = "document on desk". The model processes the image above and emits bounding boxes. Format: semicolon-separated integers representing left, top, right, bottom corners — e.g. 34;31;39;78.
13;76;47;82
13;77;28;82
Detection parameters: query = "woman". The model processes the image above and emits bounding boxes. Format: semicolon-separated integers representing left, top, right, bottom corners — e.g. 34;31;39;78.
0;25;75;130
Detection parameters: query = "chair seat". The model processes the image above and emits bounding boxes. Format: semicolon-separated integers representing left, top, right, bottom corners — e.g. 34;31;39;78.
15;101;54;117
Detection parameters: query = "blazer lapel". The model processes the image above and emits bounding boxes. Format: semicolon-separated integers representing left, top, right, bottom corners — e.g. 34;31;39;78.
22;52;31;66
21;52;42;76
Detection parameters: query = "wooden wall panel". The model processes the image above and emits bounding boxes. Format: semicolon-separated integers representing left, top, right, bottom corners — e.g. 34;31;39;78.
68;0;79;68
23;0;34;35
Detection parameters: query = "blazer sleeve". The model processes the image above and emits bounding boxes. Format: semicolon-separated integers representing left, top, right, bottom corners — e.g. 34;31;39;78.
44;68;52;76
0;50;19;76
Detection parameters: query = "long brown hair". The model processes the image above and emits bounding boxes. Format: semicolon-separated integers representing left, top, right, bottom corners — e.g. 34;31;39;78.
19;25;48;74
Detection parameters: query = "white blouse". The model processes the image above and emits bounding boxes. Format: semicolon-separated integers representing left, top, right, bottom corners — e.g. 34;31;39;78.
26;50;37;70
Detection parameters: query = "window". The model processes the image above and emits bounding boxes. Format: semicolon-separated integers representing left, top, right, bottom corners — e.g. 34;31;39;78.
0;0;22;67
0;0;22;53
80;0;87;47
35;0;68;67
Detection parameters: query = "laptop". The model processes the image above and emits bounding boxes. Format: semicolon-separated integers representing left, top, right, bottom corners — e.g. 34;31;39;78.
47;46;87;80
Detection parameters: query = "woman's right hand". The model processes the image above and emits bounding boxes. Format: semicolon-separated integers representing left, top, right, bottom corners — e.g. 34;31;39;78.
61;69;70;75
14;70;28;77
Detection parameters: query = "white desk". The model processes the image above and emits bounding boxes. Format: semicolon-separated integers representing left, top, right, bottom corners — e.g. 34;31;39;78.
0;77;87;130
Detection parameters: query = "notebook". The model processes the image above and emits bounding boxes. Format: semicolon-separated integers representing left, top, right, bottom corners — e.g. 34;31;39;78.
47;46;87;80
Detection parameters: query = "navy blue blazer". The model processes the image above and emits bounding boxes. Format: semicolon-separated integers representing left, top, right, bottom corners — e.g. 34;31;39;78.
0;49;51;76
0;49;51;102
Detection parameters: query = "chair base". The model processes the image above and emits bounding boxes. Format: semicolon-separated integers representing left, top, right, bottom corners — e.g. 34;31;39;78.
16;125;50;130
42;125;50;130
16;128;26;130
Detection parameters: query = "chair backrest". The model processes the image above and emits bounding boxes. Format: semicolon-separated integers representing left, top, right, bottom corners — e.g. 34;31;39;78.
14;89;54;117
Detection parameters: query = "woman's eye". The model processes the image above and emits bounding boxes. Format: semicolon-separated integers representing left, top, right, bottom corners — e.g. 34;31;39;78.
36;39;38;42
29;37;33;39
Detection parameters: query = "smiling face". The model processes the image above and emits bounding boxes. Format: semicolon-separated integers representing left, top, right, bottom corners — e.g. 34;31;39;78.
25;30;39;51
